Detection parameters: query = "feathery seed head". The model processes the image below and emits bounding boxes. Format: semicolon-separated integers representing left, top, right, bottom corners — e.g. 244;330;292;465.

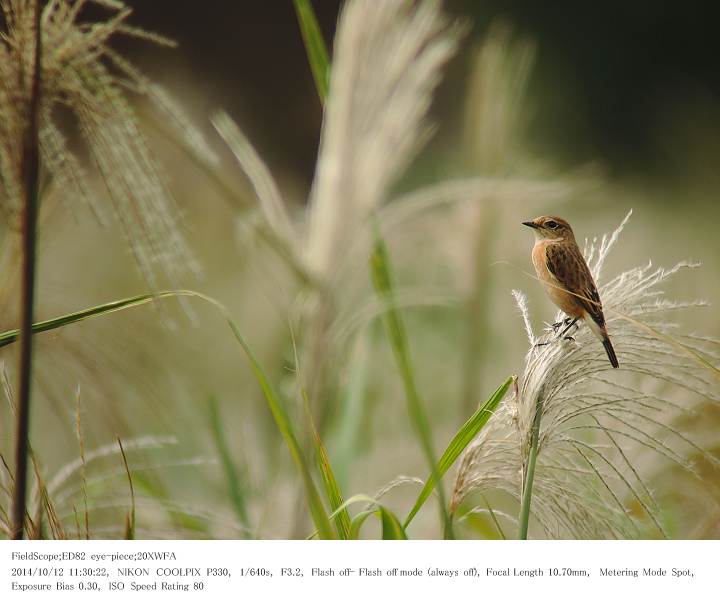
305;0;463;282
453;212;720;537
0;0;205;287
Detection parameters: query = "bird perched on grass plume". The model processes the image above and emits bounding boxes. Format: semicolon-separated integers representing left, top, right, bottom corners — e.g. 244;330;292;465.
522;216;619;368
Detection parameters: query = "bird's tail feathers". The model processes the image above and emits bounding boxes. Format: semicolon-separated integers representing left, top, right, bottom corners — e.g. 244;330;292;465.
582;312;619;368
603;338;619;369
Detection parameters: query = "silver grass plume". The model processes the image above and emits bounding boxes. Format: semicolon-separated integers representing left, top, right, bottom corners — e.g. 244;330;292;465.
212;1;464;436
452;211;720;538
214;4;582;286
464;21;535;174
215;0;463;283
304;0;462;282
0;0;205;288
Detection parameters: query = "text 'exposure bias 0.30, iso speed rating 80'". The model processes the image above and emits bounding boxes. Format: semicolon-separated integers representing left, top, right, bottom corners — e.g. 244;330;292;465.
1;541;709;602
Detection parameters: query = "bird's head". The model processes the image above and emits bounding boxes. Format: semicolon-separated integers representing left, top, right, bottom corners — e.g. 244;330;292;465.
522;216;575;242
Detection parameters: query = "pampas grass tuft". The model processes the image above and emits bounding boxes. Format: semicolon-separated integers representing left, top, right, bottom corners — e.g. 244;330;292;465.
452;211;720;538
0;0;204;287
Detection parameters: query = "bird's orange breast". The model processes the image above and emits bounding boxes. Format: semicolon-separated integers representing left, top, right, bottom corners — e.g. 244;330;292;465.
531;240;585;318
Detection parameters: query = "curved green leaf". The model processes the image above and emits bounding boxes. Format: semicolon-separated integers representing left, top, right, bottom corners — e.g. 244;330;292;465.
349;510;374;540
403;375;514;529
326;494;407;539
379;506;408;540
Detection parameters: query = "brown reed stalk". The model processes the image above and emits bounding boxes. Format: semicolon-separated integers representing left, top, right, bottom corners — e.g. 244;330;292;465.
11;0;41;541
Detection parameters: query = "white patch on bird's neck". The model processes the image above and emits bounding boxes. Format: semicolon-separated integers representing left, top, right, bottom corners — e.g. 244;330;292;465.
533;230;562;243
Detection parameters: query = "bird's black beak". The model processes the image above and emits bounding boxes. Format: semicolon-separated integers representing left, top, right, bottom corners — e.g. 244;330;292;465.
522;221;539;229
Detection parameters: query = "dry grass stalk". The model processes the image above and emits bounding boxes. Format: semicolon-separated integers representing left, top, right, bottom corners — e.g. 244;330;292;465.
0;0;206;288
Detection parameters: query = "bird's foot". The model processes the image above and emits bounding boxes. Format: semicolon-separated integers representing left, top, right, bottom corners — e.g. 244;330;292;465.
557;317;579;340
551;317;574;332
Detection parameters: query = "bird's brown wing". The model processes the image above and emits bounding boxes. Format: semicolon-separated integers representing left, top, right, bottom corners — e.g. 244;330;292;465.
545;243;605;327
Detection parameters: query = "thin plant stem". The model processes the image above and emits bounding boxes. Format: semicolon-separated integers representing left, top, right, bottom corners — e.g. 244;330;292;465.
117;437;136;540
518;396;543;540
11;0;42;541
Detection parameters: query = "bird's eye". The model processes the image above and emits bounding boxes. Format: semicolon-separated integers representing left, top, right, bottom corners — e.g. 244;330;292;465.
546;220;559;229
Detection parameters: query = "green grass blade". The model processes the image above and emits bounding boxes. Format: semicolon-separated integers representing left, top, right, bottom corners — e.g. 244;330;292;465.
379;506;408;540
117;437;135;540
349;510;373;539
194;296;335;540
289;324;351;539
0;293;163;349
326;494;407;540
0;289;335;539
314;433;351;539
483;495;507;540
403;375;513;529
292;0;330;103
370;233;452;537
208;397;251;534
350;506;408;540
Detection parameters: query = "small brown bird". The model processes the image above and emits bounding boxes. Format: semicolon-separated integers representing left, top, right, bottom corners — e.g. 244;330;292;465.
523;215;619;368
